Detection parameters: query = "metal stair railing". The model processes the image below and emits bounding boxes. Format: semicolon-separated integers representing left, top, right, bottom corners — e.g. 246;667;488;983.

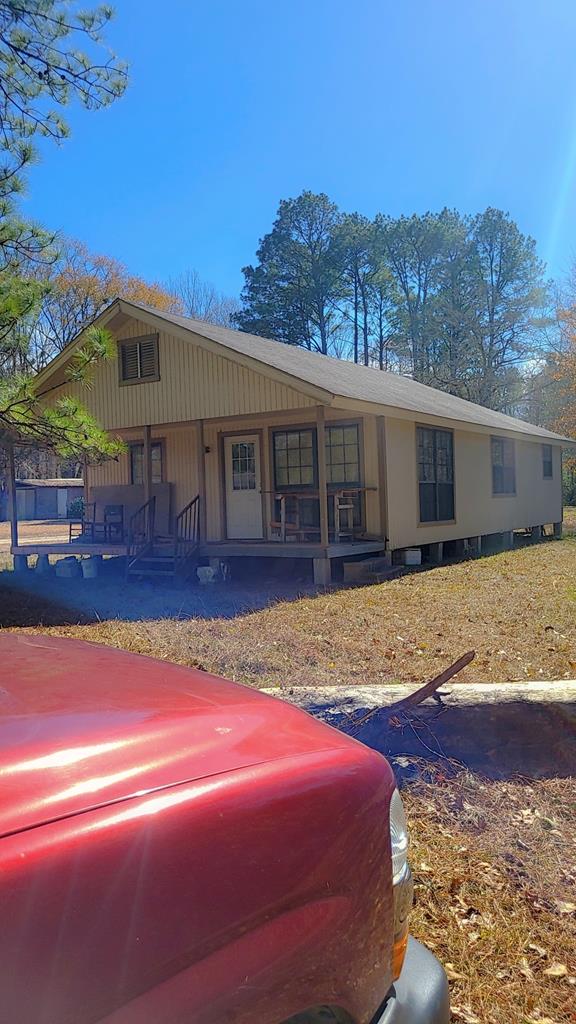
126;496;156;574
174;495;200;579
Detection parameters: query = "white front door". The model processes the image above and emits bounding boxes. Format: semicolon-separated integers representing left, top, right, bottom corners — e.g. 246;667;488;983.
57;488;68;519
224;435;263;539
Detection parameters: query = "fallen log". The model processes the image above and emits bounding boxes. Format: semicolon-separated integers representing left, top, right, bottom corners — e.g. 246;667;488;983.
347;650;475;732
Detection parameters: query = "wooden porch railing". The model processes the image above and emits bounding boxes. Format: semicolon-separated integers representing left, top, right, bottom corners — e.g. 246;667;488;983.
269;486;376;543
126;496;156;573
174;494;200;578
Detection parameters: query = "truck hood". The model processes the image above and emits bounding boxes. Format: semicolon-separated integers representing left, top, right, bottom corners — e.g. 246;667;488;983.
0;634;348;838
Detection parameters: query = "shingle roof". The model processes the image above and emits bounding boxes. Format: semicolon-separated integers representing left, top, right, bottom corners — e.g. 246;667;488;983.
120;300;571;444
16;479;83;488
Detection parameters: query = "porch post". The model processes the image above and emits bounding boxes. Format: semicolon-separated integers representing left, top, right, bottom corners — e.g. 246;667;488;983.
195;419;207;542
6;441;18;550
316;406;329;548
82;457;89;507
143;425;152;504
376;416;389;547
143;425;152;540
261;424;271;541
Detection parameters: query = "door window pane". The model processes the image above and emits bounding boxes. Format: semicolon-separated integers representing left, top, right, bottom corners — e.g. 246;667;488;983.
231;442;256;490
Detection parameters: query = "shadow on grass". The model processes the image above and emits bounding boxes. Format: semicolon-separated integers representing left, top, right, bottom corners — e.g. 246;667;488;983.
1;530;573;630
0;557;320;627
354;703;576;781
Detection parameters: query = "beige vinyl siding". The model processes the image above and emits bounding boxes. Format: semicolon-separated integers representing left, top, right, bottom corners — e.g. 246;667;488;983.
385;417;563;549
88;452;129;489
49;318;316;430
203;422;223;541
88;425;200;521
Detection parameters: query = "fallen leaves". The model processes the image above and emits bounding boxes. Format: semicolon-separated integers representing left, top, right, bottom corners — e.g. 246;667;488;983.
543;962;568;979
406;774;576;1024
444;962;466;982
554;899;576;916
452;1006;481;1024
526;942;547;959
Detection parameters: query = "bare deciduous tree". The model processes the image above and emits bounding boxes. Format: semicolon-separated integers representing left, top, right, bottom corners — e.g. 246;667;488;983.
168;269;240;327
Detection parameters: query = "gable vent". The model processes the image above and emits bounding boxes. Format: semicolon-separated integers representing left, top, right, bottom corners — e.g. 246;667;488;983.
119;335;159;384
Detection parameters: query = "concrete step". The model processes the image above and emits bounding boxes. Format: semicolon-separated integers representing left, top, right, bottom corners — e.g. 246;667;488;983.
127;556;176;578
343;556;401;583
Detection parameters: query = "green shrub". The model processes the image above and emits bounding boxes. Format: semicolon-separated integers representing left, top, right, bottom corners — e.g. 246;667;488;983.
67;496;84;519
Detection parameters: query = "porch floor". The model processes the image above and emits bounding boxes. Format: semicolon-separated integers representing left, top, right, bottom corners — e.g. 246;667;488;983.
10;539;385;561
200;540;386;559
11;541;128;557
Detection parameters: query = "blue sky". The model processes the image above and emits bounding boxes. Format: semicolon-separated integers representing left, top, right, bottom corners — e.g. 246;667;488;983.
23;0;576;297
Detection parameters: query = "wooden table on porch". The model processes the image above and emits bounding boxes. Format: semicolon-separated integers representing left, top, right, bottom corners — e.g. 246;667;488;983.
267;486;376;544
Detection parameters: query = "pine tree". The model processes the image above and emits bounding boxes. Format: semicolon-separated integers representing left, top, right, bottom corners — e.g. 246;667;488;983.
0;2;126;457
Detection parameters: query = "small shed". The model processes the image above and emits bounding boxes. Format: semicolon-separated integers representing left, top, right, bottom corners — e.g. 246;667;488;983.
15;479;84;520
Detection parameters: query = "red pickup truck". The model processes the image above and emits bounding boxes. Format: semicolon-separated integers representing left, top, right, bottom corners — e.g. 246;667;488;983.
0;634;449;1024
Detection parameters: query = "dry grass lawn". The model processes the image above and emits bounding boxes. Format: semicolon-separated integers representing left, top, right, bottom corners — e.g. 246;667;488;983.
4;518;575;689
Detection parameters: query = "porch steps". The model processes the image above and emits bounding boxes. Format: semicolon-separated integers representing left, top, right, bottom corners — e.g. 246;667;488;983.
127;561;171;578
126;495;201;582
126;549;180;578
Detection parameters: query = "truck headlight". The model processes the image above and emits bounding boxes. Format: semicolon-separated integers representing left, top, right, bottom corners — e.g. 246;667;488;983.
390;788;409;885
389;788;413;980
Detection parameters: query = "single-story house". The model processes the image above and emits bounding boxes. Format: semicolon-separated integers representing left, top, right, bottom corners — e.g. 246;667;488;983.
13;479;83;521
14;297;573;582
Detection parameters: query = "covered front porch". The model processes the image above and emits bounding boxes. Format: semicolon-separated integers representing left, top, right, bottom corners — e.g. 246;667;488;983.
8;406;388;584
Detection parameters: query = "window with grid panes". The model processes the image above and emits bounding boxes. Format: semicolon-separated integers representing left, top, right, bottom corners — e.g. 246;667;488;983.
417;427;454;522
325;424;360;484
273;429;315;488
130;442;163;485
491;436;516;494
542;444;553;479
231;442;256;490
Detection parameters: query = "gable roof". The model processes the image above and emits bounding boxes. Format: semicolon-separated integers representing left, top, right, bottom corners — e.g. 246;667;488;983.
38;297;573;445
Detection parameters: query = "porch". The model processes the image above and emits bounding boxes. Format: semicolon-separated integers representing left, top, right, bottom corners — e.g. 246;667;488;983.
7;406;389;584
10;526;387;586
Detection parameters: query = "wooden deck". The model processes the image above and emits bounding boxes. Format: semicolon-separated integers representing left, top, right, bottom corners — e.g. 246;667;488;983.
201;540;386;559
11;538;385;561
11;541;128;557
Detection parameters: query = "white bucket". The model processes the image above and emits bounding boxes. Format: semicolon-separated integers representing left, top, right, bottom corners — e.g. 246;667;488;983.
35;554;52;575
197;565;217;585
81;557;99;579
404;548;422;566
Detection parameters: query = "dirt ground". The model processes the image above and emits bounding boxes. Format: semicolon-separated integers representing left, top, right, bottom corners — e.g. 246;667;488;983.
0;519;69;550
